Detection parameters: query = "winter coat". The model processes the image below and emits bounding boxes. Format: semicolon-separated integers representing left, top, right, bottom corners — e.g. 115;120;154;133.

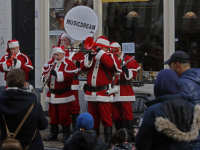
112;142;135;150
179;68;200;143
63;130;106;150
135;69;200;150
0;89;48;150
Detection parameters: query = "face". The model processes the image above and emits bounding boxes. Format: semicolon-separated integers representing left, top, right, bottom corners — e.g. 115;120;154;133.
61;37;71;47
114;47;122;57
96;46;108;52
10;47;19;54
168;62;181;76
53;52;64;61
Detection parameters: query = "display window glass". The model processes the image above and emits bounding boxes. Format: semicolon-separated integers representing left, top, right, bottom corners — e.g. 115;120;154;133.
103;0;163;82
175;0;200;68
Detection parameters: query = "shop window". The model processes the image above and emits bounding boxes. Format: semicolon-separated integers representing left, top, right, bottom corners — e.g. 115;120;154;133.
175;0;200;68
103;0;163;82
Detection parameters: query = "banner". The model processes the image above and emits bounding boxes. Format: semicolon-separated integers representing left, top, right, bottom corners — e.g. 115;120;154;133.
64;6;98;41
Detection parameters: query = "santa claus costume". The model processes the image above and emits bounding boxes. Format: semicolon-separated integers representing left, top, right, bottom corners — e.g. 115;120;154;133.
0;39;33;82
110;42;141;131
80;36;122;149
58;32;84;133
42;46;78;143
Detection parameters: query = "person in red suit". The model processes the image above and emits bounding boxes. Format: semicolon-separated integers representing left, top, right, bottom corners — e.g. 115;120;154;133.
80;36;122;149
0;39;33;82
110;42;141;131
42;46;78;143
58;32;85;133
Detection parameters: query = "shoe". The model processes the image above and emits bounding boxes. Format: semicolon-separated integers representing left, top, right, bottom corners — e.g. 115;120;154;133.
43;125;58;141
62;125;70;143
104;127;112;149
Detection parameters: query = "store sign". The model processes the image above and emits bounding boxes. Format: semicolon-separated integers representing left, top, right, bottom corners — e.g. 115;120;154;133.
122;43;135;53
102;0;149;2
64;6;98;41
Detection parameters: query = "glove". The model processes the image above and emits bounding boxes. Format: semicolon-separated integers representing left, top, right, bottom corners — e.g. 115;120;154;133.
88;52;95;61
96;48;101;53
50;69;57;78
7;54;12;59
122;65;129;78
76;60;80;68
13;58;17;66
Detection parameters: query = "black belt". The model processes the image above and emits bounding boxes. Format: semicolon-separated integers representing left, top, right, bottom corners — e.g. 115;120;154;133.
87;85;109;92
49;87;71;94
73;75;78;80
117;80;131;85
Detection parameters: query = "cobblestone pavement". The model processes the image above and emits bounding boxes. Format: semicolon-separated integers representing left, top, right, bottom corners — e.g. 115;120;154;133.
41;122;114;150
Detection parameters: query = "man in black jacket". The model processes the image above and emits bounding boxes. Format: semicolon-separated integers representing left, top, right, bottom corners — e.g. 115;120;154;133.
0;69;48;150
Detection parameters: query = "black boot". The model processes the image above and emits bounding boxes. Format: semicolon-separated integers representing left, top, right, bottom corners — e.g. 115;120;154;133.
124;120;133;130
94;128;99;137
63;125;70;143
115;121;124;131
104;127;112;149
71;114;79;134
43;125;58;141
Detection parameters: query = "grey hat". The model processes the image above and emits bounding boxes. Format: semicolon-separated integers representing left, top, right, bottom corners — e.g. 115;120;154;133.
163;51;190;65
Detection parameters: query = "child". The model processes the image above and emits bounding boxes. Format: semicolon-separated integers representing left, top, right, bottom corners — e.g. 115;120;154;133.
111;128;135;150
62;113;106;150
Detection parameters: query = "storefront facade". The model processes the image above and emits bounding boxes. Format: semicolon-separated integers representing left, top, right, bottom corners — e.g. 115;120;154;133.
0;0;199;110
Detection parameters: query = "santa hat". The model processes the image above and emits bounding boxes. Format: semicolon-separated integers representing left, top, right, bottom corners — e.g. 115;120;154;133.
52;46;65;54
6;39;19;53
57;32;72;46
95;36;110;46
110;41;121;48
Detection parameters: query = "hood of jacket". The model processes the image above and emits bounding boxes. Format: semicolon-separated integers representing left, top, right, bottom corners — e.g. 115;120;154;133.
0;89;37;116
154;69;180;98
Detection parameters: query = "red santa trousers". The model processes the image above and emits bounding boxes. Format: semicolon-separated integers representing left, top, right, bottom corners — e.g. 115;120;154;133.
49;102;72;126
88;101;113;129
71;90;80;114
111;101;134;122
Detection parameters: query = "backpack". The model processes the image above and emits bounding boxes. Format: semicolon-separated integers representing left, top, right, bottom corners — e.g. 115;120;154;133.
1;103;37;150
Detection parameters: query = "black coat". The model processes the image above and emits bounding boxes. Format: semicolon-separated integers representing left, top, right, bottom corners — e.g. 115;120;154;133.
0;89;48;150
63;130;106;150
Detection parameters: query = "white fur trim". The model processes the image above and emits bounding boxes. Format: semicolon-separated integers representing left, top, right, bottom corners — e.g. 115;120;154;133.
85;94;113;102
9;41;19;48
44;63;49;68
53;47;65;54
96;38;110;46
95;50;106;60
71;85;80;90
2;62;11;71
42;65;51;73
129;66;141;72
13;59;21;69
110;42;121;48
110;54;122;73
112;95;135;102
45;95;75;104
91;61;100;86
61;33;71;41
56;71;64;82
20;53;34;69
125;69;133;80
84;54;93;68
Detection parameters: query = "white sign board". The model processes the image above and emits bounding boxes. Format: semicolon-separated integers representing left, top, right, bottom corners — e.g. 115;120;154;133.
64;6;98;41
122;43;135;53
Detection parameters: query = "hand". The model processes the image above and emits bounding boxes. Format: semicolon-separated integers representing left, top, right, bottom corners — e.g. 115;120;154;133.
76;60;80;68
88;52;95;61
13;58;17;66
96;48;101;53
50;69;57;78
7;54;12;59
122;65;129;77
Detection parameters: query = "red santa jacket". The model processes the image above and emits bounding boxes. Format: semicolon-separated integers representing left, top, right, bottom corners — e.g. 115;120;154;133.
0;50;33;81
42;57;78;104
64;48;84;90
114;52;141;102
80;50;122;102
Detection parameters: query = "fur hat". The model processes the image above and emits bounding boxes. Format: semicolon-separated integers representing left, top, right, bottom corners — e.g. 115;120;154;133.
52;46;65;54
95;36;110;46
110;41;121;47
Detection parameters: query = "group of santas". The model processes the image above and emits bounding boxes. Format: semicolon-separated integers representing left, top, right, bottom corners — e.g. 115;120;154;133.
42;33;140;149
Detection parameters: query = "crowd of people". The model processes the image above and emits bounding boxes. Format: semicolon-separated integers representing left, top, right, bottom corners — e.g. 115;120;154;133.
0;33;200;150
